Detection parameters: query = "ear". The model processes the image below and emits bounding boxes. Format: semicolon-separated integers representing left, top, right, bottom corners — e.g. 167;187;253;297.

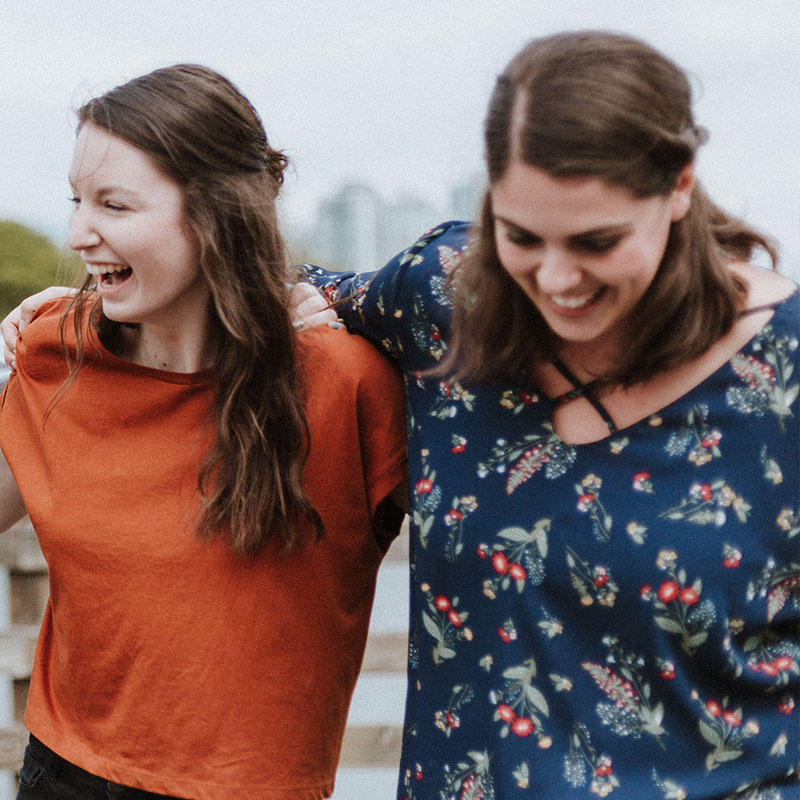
669;163;695;222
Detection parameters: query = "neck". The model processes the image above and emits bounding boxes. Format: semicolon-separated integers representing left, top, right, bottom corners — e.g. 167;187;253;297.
118;321;216;373
555;337;621;384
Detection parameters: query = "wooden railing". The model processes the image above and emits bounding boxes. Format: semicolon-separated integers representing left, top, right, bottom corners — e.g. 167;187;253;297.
0;518;409;793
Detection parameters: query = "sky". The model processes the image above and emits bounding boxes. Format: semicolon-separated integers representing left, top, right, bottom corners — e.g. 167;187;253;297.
1;0;798;278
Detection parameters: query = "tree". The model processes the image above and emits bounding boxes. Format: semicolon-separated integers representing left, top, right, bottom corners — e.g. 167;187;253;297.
0;220;80;319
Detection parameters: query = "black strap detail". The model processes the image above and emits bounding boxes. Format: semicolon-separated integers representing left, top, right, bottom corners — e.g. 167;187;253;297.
738;301;783;318
550;357;618;433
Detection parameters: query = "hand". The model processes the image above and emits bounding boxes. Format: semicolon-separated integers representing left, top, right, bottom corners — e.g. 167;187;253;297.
289;282;341;331
2;287;75;370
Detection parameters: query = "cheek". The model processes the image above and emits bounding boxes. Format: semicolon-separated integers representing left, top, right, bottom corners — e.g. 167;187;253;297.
495;242;531;284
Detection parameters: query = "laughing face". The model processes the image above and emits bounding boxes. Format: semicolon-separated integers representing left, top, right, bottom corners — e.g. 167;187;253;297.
491;160;693;365
67;122;207;338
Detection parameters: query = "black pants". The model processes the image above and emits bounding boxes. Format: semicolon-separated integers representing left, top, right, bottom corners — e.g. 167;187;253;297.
17;736;188;800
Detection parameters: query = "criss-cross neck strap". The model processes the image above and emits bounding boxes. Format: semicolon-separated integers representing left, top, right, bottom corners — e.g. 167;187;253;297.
738;301;784;318
549;357;618;434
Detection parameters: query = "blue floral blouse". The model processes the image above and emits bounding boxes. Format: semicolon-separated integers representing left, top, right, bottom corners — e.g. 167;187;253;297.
306;221;800;800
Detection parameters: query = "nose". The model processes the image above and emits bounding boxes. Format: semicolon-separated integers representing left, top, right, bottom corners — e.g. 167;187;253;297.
534;247;583;294
66;205;102;253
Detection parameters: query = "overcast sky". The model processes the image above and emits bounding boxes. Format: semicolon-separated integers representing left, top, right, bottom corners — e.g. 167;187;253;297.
1;0;798;277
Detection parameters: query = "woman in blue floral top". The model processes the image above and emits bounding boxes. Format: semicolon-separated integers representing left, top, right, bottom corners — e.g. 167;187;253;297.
305;31;799;800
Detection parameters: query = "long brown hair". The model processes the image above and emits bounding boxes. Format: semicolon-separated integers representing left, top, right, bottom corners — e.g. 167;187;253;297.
60;64;322;555
444;31;778;387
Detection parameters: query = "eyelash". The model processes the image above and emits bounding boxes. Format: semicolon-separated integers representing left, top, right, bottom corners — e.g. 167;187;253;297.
577;238;621;254
504;229;621;254
68;196;127;212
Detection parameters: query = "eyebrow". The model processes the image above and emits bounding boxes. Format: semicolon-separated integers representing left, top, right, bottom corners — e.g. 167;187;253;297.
68;178;138;199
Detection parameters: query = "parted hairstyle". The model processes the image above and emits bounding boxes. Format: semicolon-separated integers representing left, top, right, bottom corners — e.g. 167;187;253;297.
61;64;323;555
444;31;777;387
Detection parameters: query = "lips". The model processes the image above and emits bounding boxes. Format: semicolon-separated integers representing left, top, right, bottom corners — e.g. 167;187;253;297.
550;287;604;310
85;262;133;288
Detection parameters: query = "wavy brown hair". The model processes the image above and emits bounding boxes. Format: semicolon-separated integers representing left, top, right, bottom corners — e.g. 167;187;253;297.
60;64;322;555
444;31;778;387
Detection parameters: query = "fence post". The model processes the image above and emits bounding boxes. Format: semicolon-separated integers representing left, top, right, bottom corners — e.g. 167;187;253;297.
0;564;16;800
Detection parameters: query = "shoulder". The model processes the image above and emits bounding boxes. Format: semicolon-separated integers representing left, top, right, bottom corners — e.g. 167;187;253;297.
16;299;74;366
299;326;402;389
398;220;472;278
734;262;798;309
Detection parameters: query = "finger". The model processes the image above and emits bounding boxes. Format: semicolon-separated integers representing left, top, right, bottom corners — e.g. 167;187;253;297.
1;313;21;370
18;287;76;333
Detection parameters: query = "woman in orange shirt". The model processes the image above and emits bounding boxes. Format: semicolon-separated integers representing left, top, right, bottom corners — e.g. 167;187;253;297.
0;64;406;800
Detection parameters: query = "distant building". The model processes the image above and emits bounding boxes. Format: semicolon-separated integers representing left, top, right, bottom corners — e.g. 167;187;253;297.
308;175;486;273
449;171;485;222
314;183;381;272
380;193;440;263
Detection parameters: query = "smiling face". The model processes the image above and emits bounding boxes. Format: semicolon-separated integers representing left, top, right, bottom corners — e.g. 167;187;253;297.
491;160;693;365
67;122;207;340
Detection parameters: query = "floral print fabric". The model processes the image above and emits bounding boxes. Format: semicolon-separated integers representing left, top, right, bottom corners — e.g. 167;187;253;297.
306;221;800;799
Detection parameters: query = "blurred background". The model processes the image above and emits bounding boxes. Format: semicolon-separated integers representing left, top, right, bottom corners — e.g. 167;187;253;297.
0;0;798;298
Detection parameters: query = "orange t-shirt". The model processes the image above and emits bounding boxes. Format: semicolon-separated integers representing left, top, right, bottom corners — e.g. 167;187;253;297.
0;302;407;800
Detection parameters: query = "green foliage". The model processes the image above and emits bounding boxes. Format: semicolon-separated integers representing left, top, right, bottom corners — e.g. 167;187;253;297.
0;220;81;319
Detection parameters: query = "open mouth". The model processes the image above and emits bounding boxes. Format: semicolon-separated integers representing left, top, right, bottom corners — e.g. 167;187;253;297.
551;287;605;310
86;263;133;288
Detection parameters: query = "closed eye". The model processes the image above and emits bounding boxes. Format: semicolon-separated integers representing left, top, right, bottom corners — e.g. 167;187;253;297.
500;223;542;248
572;236;623;255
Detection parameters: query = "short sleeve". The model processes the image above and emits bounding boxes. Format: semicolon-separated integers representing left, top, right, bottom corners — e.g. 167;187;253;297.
304;220;472;374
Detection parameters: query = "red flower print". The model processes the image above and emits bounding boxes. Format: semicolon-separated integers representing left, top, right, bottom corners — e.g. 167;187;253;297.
448;609;463;627
640;584;653;600
722;544;742;568
434;595;451;611
415;478;433;494
722;711;741;727
511;717;535;737
778;696;795;714
595;756;613;776
679;586;700;605
706;699;722;716
773;656;794;671
492;552;509;575
508;563;527;581
497;625;517;643
657;580;679;603
496;704;516;722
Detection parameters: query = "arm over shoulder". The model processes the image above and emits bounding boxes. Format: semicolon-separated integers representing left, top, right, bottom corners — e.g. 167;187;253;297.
304;220;472;373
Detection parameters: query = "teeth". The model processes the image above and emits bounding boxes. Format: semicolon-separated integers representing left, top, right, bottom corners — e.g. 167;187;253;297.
551;289;602;309
85;263;129;276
